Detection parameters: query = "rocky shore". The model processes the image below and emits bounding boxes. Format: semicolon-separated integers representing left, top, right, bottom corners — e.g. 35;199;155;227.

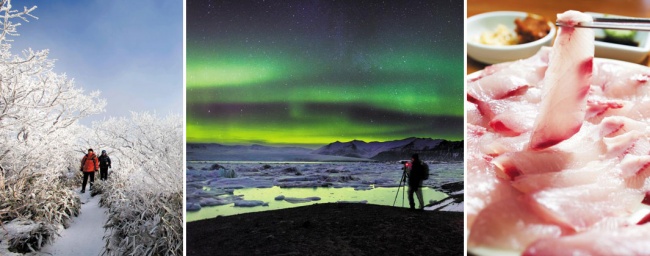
187;202;463;255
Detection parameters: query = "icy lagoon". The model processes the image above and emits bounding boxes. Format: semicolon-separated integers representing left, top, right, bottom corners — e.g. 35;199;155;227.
186;161;463;221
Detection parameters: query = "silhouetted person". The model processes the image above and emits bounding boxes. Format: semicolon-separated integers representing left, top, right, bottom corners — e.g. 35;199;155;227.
80;148;99;193
407;153;426;210
98;150;111;181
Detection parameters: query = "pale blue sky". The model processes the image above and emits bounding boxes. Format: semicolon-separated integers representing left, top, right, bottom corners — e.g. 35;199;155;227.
10;0;183;124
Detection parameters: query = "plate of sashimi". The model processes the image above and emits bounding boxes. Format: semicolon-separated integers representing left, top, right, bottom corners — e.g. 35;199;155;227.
467;11;650;255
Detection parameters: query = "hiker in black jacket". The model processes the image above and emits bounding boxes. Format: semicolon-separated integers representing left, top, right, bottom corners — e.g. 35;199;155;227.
407;153;426;210
98;150;111;181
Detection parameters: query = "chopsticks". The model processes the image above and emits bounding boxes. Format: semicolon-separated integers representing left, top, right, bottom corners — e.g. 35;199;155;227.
556;17;650;31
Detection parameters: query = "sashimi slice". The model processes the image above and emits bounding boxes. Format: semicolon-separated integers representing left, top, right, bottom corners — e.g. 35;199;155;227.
511;160;610;194
466;101;488;128
597;97;650;121
469;197;569;252
488;103;538;136
529;11;594;150
466;153;520;227
592;60;650;99
468;47;551;83
619;154;650;179
491;150;571;180
602;130;644;159
552;122;605;167
523;225;650;256
585;98;625;120
467;123;488;156
618;154;650;189
529;182;644;231
480;133;530;156
598;116;647;138
467;74;529;101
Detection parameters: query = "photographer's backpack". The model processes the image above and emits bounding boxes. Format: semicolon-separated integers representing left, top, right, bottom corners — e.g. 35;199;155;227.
422;162;430;180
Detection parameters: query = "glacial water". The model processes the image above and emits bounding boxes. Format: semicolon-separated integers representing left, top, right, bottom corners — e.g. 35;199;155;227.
186;186;448;221
186;161;463;221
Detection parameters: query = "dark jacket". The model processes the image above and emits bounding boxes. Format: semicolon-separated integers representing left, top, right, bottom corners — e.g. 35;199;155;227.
408;160;425;187
99;154;111;169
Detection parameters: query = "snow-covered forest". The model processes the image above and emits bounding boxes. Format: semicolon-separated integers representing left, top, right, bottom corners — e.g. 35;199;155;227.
0;1;182;255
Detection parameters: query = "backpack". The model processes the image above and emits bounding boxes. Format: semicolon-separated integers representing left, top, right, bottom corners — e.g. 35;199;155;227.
422;162;430;180
80;154;96;171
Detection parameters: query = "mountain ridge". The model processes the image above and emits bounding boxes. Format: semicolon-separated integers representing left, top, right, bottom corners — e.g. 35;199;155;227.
312;137;463;162
186;138;463;162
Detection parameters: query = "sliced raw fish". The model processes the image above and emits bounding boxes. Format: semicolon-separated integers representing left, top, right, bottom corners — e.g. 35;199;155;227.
552;122;605;167
466;153;520;227
467;10;650;254
592;60;650;99
523;225;650;256
479;132;529;156
602;130;644;159
466;101;488;128
469;197;569;252
529;11;594;150
511;161;609;194
529;182;643;231
469;46;551;83
467;123;487;156
618;154;650;189
467;74;529;101
637;212;650;225
491;150;571;180
598;116;647;138
467;94;495;120
619;98;650;120
488;103;538;136
585;98;626;120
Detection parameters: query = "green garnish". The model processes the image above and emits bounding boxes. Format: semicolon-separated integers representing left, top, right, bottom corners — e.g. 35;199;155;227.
604;28;637;45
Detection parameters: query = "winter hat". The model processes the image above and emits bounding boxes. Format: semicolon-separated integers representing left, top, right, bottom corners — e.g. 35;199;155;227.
102;150;106;154
412;154;419;161
88;148;94;152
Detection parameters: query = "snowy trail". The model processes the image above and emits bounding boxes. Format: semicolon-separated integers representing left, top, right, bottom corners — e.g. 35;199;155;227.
38;189;108;256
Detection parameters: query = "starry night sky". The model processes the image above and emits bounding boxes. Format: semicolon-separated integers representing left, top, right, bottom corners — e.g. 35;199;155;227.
187;0;463;148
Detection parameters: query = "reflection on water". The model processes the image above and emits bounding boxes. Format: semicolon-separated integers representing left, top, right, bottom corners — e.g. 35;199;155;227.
187;186;447;222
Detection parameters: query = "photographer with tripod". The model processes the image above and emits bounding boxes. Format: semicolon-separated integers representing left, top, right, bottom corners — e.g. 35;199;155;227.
406;154;426;210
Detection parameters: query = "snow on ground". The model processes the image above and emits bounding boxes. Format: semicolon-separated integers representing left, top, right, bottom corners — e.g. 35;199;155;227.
450;189;464;196
425;197;464;212
439;202;464;212
38;190;108;256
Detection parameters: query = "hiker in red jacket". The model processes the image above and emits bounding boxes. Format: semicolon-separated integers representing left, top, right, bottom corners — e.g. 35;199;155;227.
80;148;99;193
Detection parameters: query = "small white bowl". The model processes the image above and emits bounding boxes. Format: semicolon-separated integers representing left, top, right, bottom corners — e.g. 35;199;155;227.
467;11;556;64
587;12;650;64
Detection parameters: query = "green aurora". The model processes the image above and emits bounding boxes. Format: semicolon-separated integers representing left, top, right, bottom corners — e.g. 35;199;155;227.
187;0;464;148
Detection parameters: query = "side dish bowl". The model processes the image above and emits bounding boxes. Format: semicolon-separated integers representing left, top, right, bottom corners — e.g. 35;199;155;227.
587;12;650;64
467;11;556;64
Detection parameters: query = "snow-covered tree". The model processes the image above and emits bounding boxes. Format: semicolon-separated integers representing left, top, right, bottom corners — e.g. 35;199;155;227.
89;113;183;255
0;0;105;181
0;1;182;255
0;0;105;253
89;112;183;190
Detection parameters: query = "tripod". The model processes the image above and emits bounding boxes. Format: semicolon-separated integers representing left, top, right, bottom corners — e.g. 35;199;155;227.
392;167;408;207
